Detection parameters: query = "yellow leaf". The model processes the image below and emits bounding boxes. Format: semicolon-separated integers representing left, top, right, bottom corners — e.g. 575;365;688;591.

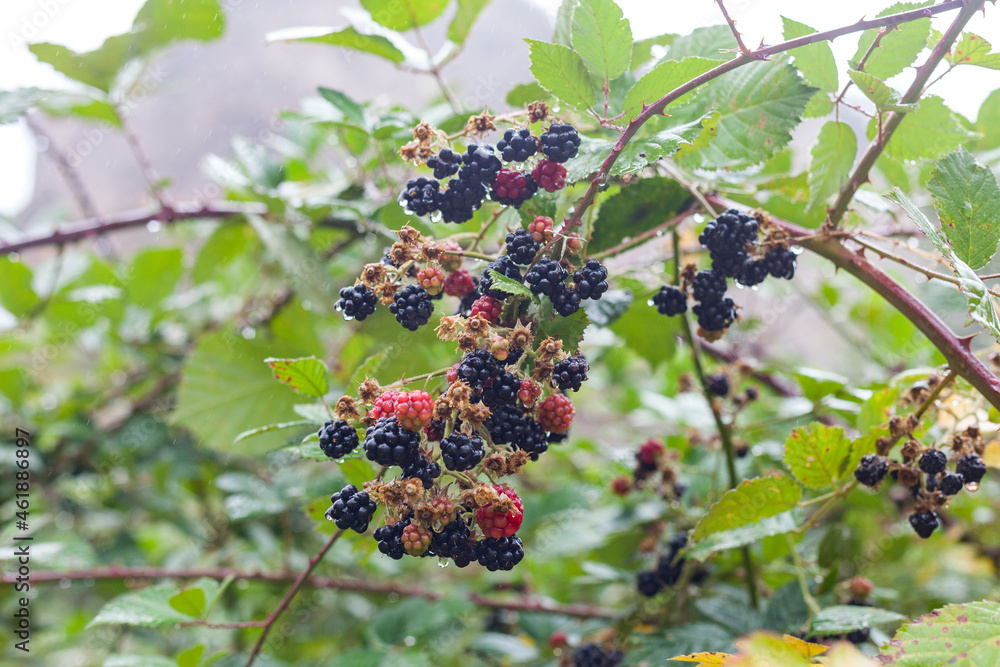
669;651;734;665
782;634;829;658
983;442;1000;468
822;642;880;666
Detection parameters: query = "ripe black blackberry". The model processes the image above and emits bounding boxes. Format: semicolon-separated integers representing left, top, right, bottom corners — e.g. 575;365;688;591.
692;297;737;331
459;144;502;186
402;454;441;487
854;454;888;487
484;404;529;446
505;346;524;366
956;454;986;484
426;148;462;179
656;553;683;586
652;286;687;316
477;535;524;571
918;449;947;475
364;417;421;467
515;420;549;460
483;371;521;408
497;128;538;162
636;570;664;597
505;228;540;265
374;520;407;559
551;284;582;316
909;510;939;538
479;256;524;299
399;177;440;217
456;349;502;390
325;484;376;533
429;516;473;559
440;432;485;471
706;373;729;397
574;259;609;300
525;258;568;297
336;284;378;321
737;258;768;287
939;472;964;495
762;247;796;280
551;355;590;392
318;419;360;459
439;176;487;224
539;123;581;163
572;644;624;667
691;270;727;303
699;209;758;277
389;284;434;330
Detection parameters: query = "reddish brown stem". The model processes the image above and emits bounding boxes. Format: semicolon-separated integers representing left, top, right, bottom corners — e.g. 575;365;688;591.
714;0;751;54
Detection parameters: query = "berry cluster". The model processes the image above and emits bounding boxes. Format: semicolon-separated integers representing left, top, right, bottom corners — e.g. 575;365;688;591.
652;209;797;336
853;423;988;538
611;437;686;499
636;532;705;597
572;643;624;667
400;122;579;223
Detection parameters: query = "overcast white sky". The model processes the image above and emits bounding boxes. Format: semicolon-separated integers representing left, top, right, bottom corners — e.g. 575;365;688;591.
1;0;999;217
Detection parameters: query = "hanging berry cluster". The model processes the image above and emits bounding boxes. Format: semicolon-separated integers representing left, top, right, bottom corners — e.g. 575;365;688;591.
854;422;988;539
323;117;610;570
651;208;797;338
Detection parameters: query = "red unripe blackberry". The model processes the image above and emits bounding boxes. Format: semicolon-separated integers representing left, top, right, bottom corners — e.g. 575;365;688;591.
402;523;433;556
611;475;632;496
476;484;524;538
519;379;542;407
439;241;463;272
491;168;538;207
538;393;574;433
909;510;939;538
551;354;590;392
326;484;376;533
476;535;525;571
549;630;569;650
393;391;433;431
416;266;446;295
440;432;485;471
318;419;360;459
336;284;378;321
532;159;567;192
528;215;554;243
424;420;445;442
637;438;663;469
443;268;476;298
956;454;986;484
918;449;947;475
470;295;502;323
369;390;400;421
539;123;581;163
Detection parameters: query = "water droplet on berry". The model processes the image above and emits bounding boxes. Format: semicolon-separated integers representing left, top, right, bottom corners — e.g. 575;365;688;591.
646;298;656;307
335;457;346;464
437;558;449;568
146;220;162;232
966;481;979;492
429;210;443;223
342;314;355;322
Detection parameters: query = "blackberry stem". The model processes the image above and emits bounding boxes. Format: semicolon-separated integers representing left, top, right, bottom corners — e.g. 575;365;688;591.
673;229;759;610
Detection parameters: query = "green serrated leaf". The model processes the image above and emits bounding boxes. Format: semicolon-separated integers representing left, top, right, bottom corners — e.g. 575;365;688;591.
360;0;449;31
488;269;533;299
506;82;548;107
810;605;905;635
807;121;857;212
976;88;1000;151
877;600;1000;665
871;96;976;162
782;17;838;92
88;583;189;627
266;356;329;397
784;424;855;490
664;25;735;61
447;0;491;44
570;0;632;81
540;307;590;352
591;178;690;253
848;70;896;110
621;57;722;121
947;33;1000;70
552;0;578;46
168;588;206;618
887;188;1000;342
688;510;802;559
266;25;406;64
318;88;365;125
340;457;377;488
693;475;802;540
565;134;612;183
613;114;712;176
525;39;597;112
851;1;931;80
0;257;39;317
926;147;1000;270
678;61;815;170
124;247;183;309
176;645;205;667
631;33;676;70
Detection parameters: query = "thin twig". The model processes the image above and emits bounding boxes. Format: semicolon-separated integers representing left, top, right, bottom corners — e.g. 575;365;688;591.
117;107;170;208
25;112;99;220
591;205;698;260
714;0;751;54
245;529;346;666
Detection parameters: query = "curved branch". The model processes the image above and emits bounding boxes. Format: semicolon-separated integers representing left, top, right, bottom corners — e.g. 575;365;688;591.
560;0;968;238
0;564;617;620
